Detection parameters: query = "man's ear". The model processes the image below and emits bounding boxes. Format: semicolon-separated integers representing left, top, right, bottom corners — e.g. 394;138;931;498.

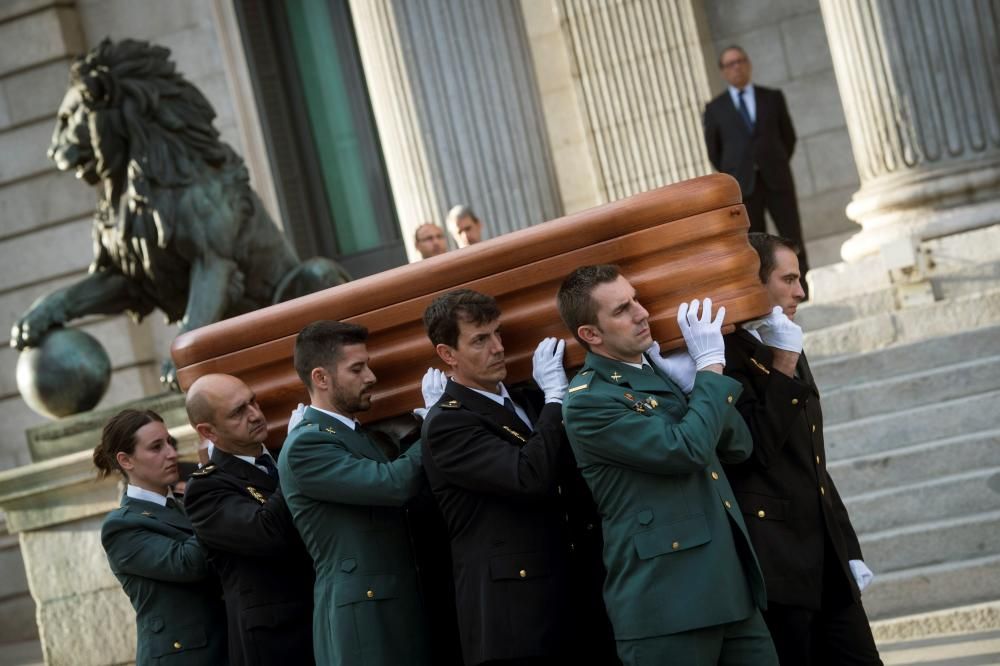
194;423;216;443
577;324;601;348
310;366;329;391
435;343;458;369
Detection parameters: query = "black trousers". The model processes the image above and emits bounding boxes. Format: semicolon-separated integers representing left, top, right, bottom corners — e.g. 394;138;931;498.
762;542;882;666
745;175;810;293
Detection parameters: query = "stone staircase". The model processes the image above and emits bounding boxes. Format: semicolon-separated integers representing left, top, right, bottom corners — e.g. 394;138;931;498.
809;316;1000;620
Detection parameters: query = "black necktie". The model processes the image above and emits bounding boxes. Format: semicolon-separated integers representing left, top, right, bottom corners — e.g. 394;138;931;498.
255;454;279;481
503;397;519;416
737;89;753;130
165;497;180;511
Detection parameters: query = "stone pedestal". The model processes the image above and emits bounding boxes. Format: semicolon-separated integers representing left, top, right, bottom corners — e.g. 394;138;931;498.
0;401;198;666
819;0;1000;262
348;0;562;260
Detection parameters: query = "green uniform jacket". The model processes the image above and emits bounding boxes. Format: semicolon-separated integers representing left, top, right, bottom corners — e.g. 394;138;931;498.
562;352;768;641
101;495;228;665
277;407;430;666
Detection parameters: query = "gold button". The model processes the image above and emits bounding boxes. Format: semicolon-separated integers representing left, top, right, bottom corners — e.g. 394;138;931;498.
556;485;563;495
724;500;732;509
811;424;816;433
791;398;799;405
727;395;734;403
569;543;575;552
519;569;527;578
820;486;826;495
816;455;821;465
173;642;182;650
711;471;719;480
586;523;594;531
672;541;680;550
757;510;766;519
367;589;374;599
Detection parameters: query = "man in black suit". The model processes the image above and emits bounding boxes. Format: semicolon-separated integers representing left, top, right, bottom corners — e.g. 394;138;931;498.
723;234;881;665
420;289;617;666
703;46;809;288
184;373;315;666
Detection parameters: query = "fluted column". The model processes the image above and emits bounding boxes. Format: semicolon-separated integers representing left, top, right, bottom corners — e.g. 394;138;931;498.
348;0;562;260
556;0;715;201
820;0;1000;261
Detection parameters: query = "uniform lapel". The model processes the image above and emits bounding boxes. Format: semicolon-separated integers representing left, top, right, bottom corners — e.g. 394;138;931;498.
122;494;192;532
444;380;533;440
302;406;386;462
211;448;277;492
585;352;685;401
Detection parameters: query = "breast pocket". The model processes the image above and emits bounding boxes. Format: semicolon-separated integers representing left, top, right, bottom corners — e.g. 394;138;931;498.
633;515;711;559
734;492;789;522
147;622;208;659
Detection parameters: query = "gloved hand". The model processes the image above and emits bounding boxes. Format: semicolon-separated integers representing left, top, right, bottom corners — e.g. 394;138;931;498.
288;403;307;433
532;337;568;402
413;368;448;419
743;306;803;353
849;559;874;593
676;298;726;370
647;341;697;393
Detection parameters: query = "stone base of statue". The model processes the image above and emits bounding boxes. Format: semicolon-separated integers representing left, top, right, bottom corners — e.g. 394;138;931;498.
0;395;199;666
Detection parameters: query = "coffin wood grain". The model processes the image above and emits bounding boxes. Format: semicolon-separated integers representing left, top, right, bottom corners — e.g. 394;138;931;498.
172;174;770;446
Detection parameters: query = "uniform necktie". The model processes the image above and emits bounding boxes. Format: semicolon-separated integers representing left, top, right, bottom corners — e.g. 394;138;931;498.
503;397;519;416
165;497;182;512
737;89;754;130
255;454;280;481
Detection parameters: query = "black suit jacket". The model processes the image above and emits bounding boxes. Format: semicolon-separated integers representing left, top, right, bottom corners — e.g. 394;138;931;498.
421;380;616;665
722;331;863;611
185;449;315;666
703;84;797;196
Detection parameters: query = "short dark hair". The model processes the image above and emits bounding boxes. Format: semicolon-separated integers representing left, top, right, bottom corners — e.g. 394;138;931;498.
557;264;621;350
423;289;501;348
718;45;747;68
748;232;800;283
93;409;170;480
294;321;369;389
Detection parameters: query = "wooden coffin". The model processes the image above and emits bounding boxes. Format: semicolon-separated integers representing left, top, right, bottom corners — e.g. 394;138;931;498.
172;174;770;447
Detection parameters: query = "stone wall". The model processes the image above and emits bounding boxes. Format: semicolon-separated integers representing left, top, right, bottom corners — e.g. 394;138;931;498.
702;0;859;268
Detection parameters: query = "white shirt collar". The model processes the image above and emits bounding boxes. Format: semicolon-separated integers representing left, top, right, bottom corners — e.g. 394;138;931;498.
311;405;358;431
623;357;654;371
126;484;176;507
464;382;532;429
231;445;274;468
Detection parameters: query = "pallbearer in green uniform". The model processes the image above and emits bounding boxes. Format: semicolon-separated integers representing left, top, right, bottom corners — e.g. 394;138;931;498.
278;321;433;666
94;409;228;666
557;265;778;666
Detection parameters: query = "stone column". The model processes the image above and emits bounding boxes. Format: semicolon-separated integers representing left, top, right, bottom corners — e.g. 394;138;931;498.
347;0;562;260
553;0;716;202
819;0;1000;262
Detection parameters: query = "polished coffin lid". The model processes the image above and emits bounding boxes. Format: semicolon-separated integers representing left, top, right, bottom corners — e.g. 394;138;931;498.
171;174;770;446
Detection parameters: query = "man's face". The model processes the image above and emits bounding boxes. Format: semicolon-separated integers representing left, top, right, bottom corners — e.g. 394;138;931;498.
118;420;179;491
326;343;377;416
205;379;268;454
442;317;506;392
415;224;447;259
586;275;652;363
720;48;752;89
764;246;806;320
453;215;482;247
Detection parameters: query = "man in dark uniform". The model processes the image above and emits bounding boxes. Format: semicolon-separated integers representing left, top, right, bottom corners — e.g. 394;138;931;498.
703;46;809;286
558;265;778;666
184;373;315;666
723;233;882;665
420;289;617;666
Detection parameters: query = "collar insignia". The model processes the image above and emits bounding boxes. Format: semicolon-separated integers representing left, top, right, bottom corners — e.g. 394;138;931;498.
141;511;153;516
611;371;622;383
323;426;337;435
502;425;527;444
246;486;267;504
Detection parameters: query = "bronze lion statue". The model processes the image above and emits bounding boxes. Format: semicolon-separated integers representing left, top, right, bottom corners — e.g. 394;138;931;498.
11;38;349;388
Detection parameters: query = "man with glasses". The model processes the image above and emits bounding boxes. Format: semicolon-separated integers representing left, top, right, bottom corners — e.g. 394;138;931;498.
703;46;809;291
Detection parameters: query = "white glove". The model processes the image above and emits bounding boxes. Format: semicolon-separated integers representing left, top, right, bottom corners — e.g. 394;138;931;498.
532;337;568;402
287;403;307;433
647;341;697;393
676;298;727;370
849;559;874;593
743;306;803;353
413;368;448;419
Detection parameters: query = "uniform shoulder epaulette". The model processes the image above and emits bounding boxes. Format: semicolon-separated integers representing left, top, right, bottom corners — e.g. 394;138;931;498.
439;399;461;409
190;464;217;477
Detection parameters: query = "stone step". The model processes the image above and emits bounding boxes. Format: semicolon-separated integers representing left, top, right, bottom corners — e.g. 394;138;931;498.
824;389;1000;461
802;287;1000;359
861;509;1000;574
811;323;1000;392
871;601;1000;643
864;553;1000;621
822;354;1000;425
845;467;1000;535
829;428;1000;497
